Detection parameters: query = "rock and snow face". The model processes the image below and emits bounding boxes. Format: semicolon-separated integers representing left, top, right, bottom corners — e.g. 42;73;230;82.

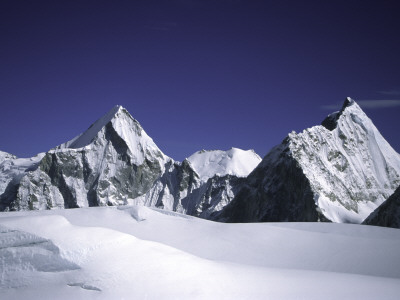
293;98;400;222
130;147;260;218
187;148;261;181
0;152;45;211
132;158;247;218
363;186;400;228
216;98;400;223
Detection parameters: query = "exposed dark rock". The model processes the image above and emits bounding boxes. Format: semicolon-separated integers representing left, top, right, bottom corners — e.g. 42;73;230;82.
363;186;400;229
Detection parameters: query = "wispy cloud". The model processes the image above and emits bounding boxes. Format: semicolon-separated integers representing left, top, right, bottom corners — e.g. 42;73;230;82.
378;90;400;96
357;100;400;108
321;100;400;110
321;104;341;110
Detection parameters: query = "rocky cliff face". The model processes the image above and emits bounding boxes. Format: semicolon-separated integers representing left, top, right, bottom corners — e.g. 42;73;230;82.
363;186;400;228
214;98;400;223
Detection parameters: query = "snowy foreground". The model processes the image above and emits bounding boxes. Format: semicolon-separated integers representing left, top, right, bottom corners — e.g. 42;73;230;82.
1;206;400;300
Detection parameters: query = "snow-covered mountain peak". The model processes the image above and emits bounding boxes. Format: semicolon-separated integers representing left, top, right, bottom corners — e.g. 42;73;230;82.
187;148;261;181
56;105;130;149
54;105;168;165
287;98;400;223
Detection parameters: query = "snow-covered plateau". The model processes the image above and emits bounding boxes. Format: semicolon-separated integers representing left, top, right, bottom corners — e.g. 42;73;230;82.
1;205;400;300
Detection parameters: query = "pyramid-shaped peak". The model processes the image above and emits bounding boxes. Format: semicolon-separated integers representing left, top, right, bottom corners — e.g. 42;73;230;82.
55;105;143;150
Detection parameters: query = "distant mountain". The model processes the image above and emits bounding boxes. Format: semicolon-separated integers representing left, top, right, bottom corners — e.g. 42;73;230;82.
187;148;261;181
213;98;400;223
363;186;400;228
131;148;260;218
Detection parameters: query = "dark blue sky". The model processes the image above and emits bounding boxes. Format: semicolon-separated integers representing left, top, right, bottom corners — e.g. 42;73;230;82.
1;0;399;161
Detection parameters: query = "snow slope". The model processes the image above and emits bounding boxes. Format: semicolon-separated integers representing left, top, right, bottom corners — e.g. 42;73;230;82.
187;148;261;181
1;206;400;299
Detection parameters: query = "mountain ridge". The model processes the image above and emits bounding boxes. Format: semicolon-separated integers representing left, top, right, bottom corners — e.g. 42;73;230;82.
1;99;399;227
0;105;258;216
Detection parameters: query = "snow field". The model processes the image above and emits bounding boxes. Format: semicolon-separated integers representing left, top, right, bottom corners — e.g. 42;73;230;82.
1;206;400;299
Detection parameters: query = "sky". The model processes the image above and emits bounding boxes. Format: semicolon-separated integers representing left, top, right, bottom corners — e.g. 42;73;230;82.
1;0;399;161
